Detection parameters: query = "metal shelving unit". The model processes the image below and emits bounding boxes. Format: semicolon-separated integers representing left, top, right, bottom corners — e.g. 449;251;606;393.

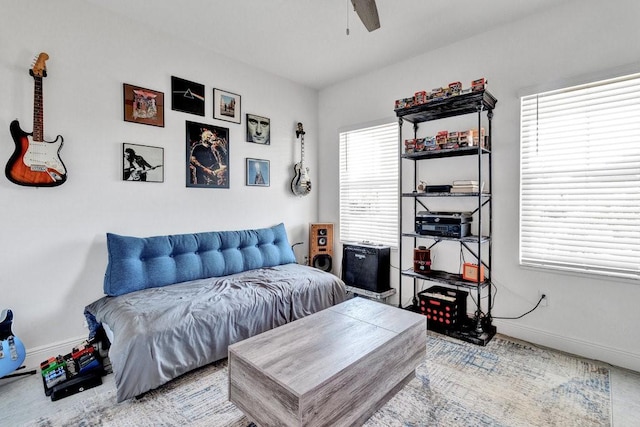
396;90;497;346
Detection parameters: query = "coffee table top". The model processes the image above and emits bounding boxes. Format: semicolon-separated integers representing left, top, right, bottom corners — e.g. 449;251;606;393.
228;297;425;395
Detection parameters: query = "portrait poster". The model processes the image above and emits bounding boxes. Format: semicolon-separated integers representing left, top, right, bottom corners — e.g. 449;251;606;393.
246;158;270;187
122;143;164;183
186;121;229;188
123;84;164;127
172;76;205;116
246;113;270;145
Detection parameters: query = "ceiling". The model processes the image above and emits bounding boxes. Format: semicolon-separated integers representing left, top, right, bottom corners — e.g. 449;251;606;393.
86;0;571;90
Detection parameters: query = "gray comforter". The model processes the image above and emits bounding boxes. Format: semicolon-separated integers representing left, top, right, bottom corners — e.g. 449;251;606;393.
85;263;346;402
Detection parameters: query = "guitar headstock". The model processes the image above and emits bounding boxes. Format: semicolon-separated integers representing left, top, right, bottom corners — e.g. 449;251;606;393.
296;122;305;138
29;52;49;78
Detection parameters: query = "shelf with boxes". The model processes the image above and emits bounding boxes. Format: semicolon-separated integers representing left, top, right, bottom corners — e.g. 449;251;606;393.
395;79;496;346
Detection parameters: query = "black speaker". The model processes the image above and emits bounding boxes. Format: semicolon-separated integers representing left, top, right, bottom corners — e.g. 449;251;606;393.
342;243;391;293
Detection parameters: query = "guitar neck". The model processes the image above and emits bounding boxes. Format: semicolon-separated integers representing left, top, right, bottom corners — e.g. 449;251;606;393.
33;76;43;142
300;135;305;164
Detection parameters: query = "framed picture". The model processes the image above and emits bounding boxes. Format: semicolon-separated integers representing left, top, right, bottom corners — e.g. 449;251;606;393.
186;121;229;188
122;143;164;183
213;88;241;124
171;76;205;116
246;158;270;187
123;84;164;127
246;113;270;145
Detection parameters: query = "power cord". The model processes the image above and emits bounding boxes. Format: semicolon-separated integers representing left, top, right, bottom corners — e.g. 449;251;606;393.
492;294;547;320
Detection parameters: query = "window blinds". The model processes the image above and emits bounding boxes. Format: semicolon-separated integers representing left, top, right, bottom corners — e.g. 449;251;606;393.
339;122;399;247
520;73;640;279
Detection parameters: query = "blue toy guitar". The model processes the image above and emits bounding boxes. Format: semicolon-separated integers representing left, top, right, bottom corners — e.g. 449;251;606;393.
0;309;27;378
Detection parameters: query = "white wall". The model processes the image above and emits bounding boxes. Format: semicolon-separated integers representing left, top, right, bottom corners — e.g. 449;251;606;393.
0;0;319;361
319;0;640;371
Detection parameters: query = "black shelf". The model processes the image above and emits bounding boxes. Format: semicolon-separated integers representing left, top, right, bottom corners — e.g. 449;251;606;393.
402;146;490;160
401;306;496;346
397;86;496;346
395;90;497;123
402;192;490;198
401;269;489;290
401;232;490;244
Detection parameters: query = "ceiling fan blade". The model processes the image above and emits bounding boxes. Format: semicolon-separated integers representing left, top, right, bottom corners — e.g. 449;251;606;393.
351;0;380;32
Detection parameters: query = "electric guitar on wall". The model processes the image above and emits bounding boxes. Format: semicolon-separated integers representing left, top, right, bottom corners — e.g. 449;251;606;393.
291;122;311;196
0;309;27;379
5;52;67;187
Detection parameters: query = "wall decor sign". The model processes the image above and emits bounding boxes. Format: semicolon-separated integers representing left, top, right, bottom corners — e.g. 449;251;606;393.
246;158;270;187
123;84;165;127
213;88;241;124
171;76;205;116
186;121;229;188
246;113;270;145
122;143;164;182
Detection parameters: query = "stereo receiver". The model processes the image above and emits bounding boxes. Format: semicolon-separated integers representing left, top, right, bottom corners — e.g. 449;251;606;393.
415;211;472;238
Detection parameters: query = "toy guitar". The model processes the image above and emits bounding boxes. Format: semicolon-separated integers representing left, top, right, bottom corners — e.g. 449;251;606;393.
0;309;27;378
5;52;67;187
291;122;311;196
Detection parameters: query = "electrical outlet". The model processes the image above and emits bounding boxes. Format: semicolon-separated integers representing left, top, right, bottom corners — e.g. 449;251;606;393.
538;291;549;307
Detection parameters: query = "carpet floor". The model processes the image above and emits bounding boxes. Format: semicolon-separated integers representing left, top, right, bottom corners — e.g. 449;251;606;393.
15;333;611;426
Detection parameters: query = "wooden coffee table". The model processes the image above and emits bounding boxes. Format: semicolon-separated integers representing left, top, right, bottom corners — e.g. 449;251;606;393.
228;297;426;426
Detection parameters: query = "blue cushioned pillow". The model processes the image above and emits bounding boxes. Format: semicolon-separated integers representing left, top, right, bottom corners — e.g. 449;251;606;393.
104;223;297;297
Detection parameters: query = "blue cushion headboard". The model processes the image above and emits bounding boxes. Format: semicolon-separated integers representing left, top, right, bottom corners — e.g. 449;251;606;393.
104;223;297;297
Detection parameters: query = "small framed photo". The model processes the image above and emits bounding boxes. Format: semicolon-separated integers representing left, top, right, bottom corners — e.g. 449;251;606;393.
171;76;205;116
246;113;270;145
246;158;270;187
213;88;241;124
186;121;229;188
123;84;164;127
123;143;164;182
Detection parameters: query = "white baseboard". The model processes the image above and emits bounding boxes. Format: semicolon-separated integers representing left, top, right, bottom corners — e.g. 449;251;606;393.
494;320;640;373
22;335;87;372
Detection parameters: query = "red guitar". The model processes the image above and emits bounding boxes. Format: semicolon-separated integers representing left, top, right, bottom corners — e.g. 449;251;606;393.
5;52;67;186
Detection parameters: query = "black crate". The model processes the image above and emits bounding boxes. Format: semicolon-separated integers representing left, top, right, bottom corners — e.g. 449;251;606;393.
418;286;468;331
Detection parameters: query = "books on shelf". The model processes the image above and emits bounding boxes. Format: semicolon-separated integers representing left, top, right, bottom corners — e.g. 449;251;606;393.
451;180;485;193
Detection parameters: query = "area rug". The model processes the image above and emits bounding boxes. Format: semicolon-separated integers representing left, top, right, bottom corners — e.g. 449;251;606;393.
25;333;611;427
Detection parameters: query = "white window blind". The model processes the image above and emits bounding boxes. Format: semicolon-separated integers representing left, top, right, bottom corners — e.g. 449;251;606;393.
339;122;399;247
520;72;640;279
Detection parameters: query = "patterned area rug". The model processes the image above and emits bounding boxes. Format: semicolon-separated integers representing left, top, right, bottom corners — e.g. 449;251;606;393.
26;333;610;427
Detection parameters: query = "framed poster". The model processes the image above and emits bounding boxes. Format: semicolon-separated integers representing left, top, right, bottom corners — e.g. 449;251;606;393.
122;143;164;182
213;88;241;124
186;121;229;188
246;158;270;187
172;76;205;116
123;84;164;127
246;113;270;145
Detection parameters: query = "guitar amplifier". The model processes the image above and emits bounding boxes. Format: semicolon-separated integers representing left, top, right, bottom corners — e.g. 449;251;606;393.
342;243;391;293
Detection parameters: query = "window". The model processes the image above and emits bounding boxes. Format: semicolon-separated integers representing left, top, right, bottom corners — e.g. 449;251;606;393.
520;72;640;279
339;122;399;247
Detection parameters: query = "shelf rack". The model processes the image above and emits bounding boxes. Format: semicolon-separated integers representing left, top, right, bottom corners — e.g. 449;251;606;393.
396;89;497;345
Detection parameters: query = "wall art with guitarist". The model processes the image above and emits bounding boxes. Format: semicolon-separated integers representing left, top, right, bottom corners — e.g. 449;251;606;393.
291;122;311;196
5;52;67;187
123;143;164;182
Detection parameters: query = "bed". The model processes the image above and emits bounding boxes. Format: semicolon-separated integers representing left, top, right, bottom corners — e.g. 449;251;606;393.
84;223;346;402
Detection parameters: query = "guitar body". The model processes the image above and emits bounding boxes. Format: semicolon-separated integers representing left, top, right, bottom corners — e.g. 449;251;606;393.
6;120;67;186
0;309;27;379
291;162;311;196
